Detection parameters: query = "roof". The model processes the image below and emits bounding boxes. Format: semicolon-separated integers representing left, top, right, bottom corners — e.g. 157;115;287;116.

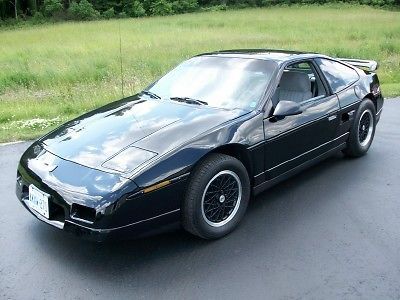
197;49;320;63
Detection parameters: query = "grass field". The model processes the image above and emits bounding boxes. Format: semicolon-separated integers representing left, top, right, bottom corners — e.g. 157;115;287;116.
1;4;399;142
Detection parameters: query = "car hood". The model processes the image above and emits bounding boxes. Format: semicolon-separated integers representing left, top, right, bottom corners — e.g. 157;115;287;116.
40;95;246;174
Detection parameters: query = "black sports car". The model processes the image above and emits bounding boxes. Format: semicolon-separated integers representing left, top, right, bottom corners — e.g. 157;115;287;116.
16;50;384;241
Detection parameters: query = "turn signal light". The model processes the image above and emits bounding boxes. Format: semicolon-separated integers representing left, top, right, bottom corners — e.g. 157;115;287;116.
143;180;171;193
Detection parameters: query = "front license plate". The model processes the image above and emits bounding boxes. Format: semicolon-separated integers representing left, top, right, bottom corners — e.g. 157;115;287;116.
28;185;49;219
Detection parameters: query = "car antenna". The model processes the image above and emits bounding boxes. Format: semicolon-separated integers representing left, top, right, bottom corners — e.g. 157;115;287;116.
118;20;125;98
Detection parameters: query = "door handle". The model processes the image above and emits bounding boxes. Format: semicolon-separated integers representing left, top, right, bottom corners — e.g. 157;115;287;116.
328;115;337;121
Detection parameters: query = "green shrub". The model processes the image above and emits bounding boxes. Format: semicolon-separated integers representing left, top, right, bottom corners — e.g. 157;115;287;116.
43;0;63;17
68;0;100;20
102;7;115;19
118;11;128;18
150;0;173;15
0;18;19;28
172;0;198;13
130;0;146;17
200;4;228;11
31;11;46;23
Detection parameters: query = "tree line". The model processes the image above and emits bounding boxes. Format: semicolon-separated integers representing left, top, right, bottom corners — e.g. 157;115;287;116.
1;0;399;22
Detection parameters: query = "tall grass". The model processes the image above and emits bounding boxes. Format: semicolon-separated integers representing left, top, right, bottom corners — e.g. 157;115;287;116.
0;4;399;142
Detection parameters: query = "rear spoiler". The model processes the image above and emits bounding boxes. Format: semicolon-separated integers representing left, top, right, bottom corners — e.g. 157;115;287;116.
338;58;378;72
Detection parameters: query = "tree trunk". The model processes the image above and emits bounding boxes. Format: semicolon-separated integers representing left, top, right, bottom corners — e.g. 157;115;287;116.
14;0;17;20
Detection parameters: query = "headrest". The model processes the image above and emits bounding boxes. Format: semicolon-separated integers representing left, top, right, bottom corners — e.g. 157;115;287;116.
279;71;311;92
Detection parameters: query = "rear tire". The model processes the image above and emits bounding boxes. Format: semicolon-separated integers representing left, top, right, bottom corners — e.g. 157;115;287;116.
343;99;376;157
182;153;250;239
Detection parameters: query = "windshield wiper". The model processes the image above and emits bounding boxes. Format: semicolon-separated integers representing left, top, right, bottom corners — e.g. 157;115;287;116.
170;97;208;106
141;90;161;99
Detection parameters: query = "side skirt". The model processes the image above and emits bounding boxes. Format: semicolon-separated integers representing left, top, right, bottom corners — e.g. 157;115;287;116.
253;143;346;196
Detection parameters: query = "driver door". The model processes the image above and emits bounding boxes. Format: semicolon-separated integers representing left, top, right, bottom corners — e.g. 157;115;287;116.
263;60;340;180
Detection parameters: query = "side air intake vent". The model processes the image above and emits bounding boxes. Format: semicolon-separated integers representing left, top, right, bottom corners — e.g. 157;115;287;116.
70;204;96;224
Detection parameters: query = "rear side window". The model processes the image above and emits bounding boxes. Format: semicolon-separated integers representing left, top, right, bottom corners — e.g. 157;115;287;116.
315;58;359;93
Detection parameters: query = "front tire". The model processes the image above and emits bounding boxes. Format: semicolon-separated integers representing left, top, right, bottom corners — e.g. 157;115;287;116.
343;99;376;157
182;153;250;239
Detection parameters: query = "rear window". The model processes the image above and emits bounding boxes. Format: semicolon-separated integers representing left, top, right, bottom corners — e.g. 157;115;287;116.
315;58;359;93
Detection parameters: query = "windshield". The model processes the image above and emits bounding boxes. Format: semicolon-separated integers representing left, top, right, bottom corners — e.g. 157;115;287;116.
147;56;278;110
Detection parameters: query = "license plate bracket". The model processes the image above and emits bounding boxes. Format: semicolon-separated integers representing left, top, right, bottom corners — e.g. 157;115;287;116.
28;184;50;219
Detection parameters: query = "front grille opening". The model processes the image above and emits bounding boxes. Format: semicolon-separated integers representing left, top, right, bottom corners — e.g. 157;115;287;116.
70;204;96;224
16;171;28;197
50;201;65;223
22;185;29;199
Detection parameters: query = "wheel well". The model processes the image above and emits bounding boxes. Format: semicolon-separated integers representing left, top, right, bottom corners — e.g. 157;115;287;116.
210;144;254;184
364;93;377;111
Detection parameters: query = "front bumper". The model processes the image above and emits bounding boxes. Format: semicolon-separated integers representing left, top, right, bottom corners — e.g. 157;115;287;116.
18;194;181;242
16;161;187;242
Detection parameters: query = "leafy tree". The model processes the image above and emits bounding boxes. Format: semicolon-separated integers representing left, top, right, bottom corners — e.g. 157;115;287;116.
68;0;100;20
150;0;172;15
172;0;198;13
91;0;115;13
102;6;114;17
130;0;145;17
43;0;63;17
1;0;400;23
2;0;19;19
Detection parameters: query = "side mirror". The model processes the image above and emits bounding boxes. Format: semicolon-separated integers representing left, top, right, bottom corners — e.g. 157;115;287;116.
273;100;302;117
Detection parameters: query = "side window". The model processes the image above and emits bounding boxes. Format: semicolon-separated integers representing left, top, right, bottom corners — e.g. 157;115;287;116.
315;58;359;93
271;61;326;107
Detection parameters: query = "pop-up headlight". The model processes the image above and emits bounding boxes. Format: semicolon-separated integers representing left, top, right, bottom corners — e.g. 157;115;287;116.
102;146;157;173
